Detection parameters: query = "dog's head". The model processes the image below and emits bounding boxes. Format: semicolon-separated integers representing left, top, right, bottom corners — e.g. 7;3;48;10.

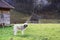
24;23;28;28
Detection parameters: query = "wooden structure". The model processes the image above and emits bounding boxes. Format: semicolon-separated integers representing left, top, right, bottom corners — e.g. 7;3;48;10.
0;0;14;26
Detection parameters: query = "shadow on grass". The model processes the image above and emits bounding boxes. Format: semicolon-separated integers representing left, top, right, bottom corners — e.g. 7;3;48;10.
41;36;49;40
15;34;33;38
15;34;49;40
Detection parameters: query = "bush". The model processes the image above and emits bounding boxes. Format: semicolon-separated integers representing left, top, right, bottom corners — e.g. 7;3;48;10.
40;19;60;23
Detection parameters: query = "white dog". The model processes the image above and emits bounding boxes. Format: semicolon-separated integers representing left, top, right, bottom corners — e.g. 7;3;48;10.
13;23;28;35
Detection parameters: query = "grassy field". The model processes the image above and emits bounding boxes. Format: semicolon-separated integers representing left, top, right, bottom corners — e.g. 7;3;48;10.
0;24;60;40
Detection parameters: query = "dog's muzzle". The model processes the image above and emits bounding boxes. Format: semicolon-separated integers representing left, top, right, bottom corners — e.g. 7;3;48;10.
24;25;28;28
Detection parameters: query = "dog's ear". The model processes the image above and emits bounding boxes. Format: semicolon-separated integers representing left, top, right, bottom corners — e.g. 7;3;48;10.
24;23;28;25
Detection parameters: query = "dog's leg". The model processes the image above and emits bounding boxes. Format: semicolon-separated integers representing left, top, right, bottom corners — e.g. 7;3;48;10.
14;30;17;35
14;28;17;35
21;30;24;35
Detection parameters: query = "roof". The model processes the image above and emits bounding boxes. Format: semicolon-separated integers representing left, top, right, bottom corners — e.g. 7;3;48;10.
0;0;14;9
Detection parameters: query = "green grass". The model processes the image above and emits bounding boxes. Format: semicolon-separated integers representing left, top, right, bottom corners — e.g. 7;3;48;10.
0;24;60;40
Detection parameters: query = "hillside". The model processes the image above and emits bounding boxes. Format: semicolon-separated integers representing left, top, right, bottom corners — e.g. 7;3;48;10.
10;10;30;23
5;0;60;23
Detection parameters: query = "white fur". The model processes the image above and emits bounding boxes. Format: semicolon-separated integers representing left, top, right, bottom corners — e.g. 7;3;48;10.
13;23;28;35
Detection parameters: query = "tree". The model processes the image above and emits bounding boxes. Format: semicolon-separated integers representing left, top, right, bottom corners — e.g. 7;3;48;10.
5;0;60;14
